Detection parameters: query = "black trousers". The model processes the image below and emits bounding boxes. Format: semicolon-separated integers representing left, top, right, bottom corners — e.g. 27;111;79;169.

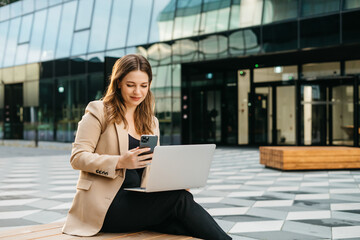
101;189;232;240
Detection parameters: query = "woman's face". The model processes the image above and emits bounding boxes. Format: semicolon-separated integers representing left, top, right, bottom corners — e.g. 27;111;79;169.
119;70;149;108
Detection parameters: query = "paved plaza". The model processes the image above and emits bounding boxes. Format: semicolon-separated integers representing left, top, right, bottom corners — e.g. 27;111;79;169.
0;144;360;239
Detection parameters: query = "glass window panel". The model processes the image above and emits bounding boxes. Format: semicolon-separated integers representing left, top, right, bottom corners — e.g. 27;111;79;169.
300;15;340;48
301;0;340;17
262;22;297;52
230;0;263;29
0;5;10;22
10;1;22;18
49;0;62;6
55;1;77;59
106;49;126;58
88;0;111;53
72;30;90;56
22;0;34;15
0;22;9;68
15;44;29;65
127;0;153;46
41;6;62;61
344;0;360;9
172;39;198;63
147;43;172;66
302;62;340;79
173;0;202;39
35;0;48;10
254;65;298;83
277;86;295;145
19;14;34;44
107;0;131;50
39;78;55;141
254;87;272;144
345;60;360;75
244;28;261;54
28;9;47;63
70;56;86;75
199;35;228;60
199;0;230;35
87;52;104;73
75;0;94;30
3;18;20;67
229;30;245;55
342;11;360;44
263;0;298;24
149;0;175;43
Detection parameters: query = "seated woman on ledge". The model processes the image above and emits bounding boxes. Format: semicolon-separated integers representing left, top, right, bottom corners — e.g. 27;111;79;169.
62;54;231;240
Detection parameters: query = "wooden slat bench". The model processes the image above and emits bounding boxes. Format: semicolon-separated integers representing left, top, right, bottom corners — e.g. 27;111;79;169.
0;222;199;240
259;146;360;170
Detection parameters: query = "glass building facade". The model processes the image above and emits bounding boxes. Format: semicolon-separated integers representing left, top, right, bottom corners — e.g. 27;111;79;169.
1;0;360;146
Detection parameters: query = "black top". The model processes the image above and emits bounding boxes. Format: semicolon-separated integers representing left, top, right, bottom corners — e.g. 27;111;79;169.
120;134;145;189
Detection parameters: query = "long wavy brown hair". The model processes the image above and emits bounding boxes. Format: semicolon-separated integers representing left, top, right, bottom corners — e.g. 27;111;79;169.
103;54;154;135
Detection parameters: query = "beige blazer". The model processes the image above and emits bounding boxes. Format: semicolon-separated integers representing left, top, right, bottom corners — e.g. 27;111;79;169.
62;100;160;236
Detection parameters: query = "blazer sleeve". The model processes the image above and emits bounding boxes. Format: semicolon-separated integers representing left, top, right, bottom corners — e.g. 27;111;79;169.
70;101;119;179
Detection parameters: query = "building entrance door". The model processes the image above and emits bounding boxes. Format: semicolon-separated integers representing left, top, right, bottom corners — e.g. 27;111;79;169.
189;88;222;144
4;83;23;139
301;80;354;146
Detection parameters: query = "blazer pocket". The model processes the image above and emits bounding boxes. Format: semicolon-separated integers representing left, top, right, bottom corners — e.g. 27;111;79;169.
76;179;93;190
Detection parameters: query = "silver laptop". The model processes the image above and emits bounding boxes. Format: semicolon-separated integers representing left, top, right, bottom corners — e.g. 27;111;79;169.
124;144;216;192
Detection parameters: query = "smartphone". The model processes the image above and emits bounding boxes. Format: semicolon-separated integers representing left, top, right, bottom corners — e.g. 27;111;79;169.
139;135;158;157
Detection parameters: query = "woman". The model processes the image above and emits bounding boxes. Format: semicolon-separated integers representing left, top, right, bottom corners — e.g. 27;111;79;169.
62;54;231;240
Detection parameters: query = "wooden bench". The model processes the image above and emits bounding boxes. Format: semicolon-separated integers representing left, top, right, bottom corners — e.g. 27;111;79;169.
0;222;200;240
259;146;360;170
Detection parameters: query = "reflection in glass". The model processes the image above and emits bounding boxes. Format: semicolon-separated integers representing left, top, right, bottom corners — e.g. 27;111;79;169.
229;30;245;55
0;22;9;68
342;11;360;44
172;64;181;144
75;0;94;30
230;0;263;29
173;0;202;39
172;39;198;63
263;0;297;24
22;0;34;15
277;86;295;145
15;44;29;65
35;0;47;10
72;30;90;56
147;43;172;66
263;22;297;52
3;18;20;67
48;0;62;6
28;10;47;63
244;28;261;54
127;0;153;46
19;14;34;43
107;0;131;50
88;0;111;53
300;16;340;49
344;0;360;9
0;5;10;22
55;1;77;59
10;1;21;18
149;0;174;43
301;0;339;17
41;6;61;61
199;35;228;60
333;85;353;145
199;0;230;34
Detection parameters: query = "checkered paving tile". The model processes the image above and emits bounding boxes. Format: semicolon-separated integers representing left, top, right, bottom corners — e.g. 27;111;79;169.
0;147;360;239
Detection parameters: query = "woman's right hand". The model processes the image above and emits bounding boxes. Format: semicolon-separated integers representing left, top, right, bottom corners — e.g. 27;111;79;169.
116;147;153;169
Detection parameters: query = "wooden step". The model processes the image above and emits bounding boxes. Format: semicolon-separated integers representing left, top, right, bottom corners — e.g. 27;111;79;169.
0;222;200;240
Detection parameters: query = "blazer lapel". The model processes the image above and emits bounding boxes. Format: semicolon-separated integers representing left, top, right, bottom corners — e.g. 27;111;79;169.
114;122;128;155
